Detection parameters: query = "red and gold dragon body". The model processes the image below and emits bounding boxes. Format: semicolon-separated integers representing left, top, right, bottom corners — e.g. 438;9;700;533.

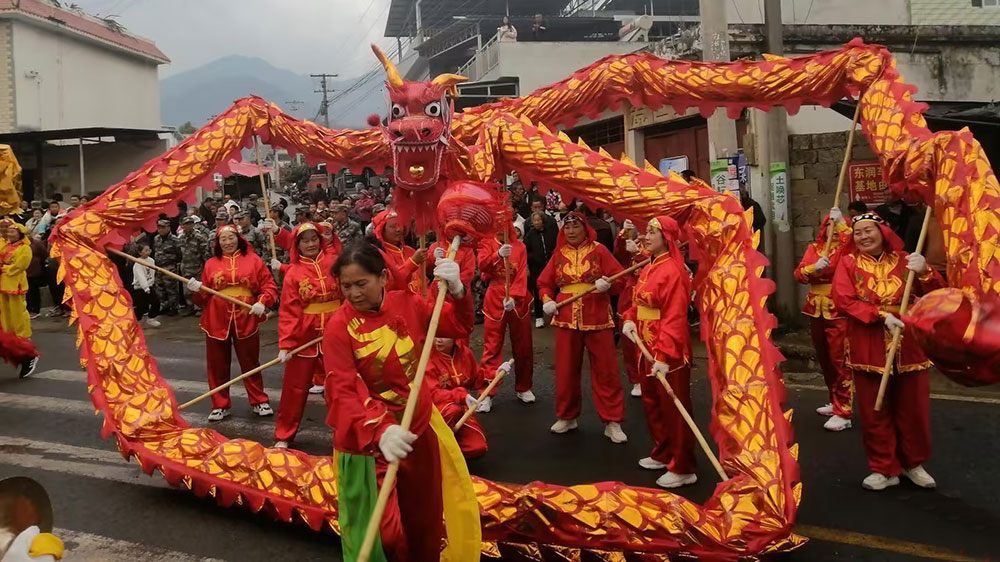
46;39;1000;559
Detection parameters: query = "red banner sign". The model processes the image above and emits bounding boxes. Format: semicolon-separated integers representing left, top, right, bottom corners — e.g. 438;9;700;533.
848;162;889;206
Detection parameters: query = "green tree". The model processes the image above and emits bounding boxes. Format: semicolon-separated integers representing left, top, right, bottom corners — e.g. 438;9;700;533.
284;162;315;188
178;121;197;135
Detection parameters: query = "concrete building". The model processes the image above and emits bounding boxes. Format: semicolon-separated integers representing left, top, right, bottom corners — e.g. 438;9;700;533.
0;0;170;202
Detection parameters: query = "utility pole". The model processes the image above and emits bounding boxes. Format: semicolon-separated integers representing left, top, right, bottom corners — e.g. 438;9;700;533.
310;73;338;127
698;0;738;161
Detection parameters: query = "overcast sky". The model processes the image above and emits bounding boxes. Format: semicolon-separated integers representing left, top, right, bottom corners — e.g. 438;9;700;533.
73;0;398;79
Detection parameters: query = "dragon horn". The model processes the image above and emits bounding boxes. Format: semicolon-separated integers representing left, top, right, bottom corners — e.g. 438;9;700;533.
431;73;468;97
371;44;404;87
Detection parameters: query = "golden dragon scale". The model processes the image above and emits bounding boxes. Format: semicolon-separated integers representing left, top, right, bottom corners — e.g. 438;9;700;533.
47;40;999;560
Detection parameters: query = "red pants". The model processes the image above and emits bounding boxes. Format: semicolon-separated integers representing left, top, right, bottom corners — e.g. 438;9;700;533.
554;327;624;422
274;354;322;442
437;402;488;459
205;331;269;409
622;337;643;385
377;428;443;562
639;359;696;473
811;316;853;416
480;311;533;394
854;369;931;476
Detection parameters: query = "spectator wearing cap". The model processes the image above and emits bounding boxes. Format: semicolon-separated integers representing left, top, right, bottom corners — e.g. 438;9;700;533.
152;219;183;315
294;207;311;225
212;209;231;238
235;211;269;257
330;203;362;245
178;215;211;316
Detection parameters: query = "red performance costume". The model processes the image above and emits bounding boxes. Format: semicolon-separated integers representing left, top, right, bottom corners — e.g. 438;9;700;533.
794;213;854;427
426;340;488;458
832;213;943;488
477;233;534;396
623;216;696;482
615;226;649;391
274;223;342;445
372;209;422;293
538;212;626;435
323;289;476;561
426;238;476;343
192;226;277;414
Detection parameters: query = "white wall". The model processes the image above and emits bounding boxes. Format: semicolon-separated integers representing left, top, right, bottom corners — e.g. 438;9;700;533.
727;0;910;24
490;41;650;95
11;20;161;132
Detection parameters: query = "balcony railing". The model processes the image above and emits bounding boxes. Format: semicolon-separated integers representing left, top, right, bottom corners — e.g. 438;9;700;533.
457;33;500;82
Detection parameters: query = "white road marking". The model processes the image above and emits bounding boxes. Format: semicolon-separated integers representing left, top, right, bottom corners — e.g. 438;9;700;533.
54;527;228;562
27;369;285;398
0;436;166;490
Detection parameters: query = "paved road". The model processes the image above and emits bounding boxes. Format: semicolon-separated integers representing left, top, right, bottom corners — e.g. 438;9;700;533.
1;315;997;561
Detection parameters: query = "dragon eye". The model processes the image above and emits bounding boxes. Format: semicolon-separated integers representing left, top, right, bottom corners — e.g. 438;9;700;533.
425;101;442;117
390;103;406;119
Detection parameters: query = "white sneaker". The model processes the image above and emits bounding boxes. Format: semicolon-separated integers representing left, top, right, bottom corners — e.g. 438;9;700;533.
535;318;544;328
476;396;493;413
638;457;666;470
656;471;698;488
630;383;642;397
903;465;936;489
253;403;274;417
207;408;230;422
603;422;627;443
516;390;536;403
862;472;900;491
273;440;289;449
308;385;324;395
816;403;834;416
145;318;161;328
550;418;578;433
823;415;852;432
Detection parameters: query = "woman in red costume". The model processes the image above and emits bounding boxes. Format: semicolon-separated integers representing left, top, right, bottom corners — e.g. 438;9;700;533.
615;218;648;398
323;242;480;562
272;222;342;448
621;215;697;488
475;220;535;411
186;225;276;421
426;336;491;459
794;207;854;432
832;212;943;491
426;232;476;344
370;209;426;292
538;212;627;443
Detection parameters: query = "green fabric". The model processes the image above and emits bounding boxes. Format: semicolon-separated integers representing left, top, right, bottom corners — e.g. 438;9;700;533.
337;452;388;562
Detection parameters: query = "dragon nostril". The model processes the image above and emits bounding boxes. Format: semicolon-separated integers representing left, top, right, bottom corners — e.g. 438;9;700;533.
421;128;431;137
393;130;403;138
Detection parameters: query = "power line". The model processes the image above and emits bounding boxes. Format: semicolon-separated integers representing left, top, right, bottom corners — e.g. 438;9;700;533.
311;73;339;127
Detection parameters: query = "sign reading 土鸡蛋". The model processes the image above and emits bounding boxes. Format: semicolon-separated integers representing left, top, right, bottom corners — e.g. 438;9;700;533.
848;162;890;206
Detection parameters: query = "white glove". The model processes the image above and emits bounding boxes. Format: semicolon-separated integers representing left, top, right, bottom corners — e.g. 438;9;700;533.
498;243;512;258
379;425;416;462
621;320;638;343
144;287;151;294
433;246;445;260
496;359;513;377
622;219;635;231
829;206;844;224
813;256;831;272
906;252;929;275
270;258;282;272
187;278;202;292
1;526;61;562
277;350;291;363
650;361;669;377
465;393;479;410
503;298;515;312
884;313;905;332
433;258;463;297
542;300;558;316
625;239;638;254
594;277;612;293
260;218;276;233
250;302;267;317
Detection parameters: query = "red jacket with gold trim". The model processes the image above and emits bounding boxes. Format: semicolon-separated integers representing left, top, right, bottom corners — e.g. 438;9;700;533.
426;342;480;406
794;217;851;319
537;239;623;330
278;224;343;357
623;252;691;369
477;237;531;320
193;250;277;340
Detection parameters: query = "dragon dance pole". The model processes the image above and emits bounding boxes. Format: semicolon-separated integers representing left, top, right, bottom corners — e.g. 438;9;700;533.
356;235;462;562
554;260;647;310
453;367;507;431
108;248;253;311
823;100;863;256
253;138;279;262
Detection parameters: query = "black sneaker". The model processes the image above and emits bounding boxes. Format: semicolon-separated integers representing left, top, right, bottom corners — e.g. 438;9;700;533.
19;356;38;378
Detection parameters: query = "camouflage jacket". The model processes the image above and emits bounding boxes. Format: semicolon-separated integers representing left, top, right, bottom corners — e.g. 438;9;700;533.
241;225;270;258
152;233;182;269
334;219;363;245
178;228;211;277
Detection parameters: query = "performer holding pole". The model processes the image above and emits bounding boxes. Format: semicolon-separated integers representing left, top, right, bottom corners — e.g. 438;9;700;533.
794;208;854;432
370;209;426;293
615;218;648;398
425;336;495;459
620;215;699;488
253;138;278;262
427;233;476;345
538;212;627;443
187;225;276;422
0;221;39;378
272;222;342;448
831;211;943;491
323;241;480;562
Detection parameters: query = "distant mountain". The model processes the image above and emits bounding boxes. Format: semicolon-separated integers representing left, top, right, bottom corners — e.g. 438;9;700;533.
160;55;387;131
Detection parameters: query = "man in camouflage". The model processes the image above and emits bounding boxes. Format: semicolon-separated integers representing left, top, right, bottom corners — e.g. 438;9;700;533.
331;203;362;245
152;219;182;315
235;211;270;257
178;215;210;316
211;209;231;240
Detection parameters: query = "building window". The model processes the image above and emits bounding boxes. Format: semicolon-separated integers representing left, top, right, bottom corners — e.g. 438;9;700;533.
974;0;1000;7
567;117;624;148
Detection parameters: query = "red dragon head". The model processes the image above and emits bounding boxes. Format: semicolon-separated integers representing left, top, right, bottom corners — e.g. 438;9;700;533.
371;45;466;191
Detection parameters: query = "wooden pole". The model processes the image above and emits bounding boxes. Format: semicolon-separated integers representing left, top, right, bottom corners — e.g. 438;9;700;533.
633;337;728;482
356;235;463;562
178;335;323;410
108;248;252;311
823;100;863;256
502;225;511;300
418;232;427;298
554;260;647;310
874;206;933;411
453;369;507;431
253;138;278;262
